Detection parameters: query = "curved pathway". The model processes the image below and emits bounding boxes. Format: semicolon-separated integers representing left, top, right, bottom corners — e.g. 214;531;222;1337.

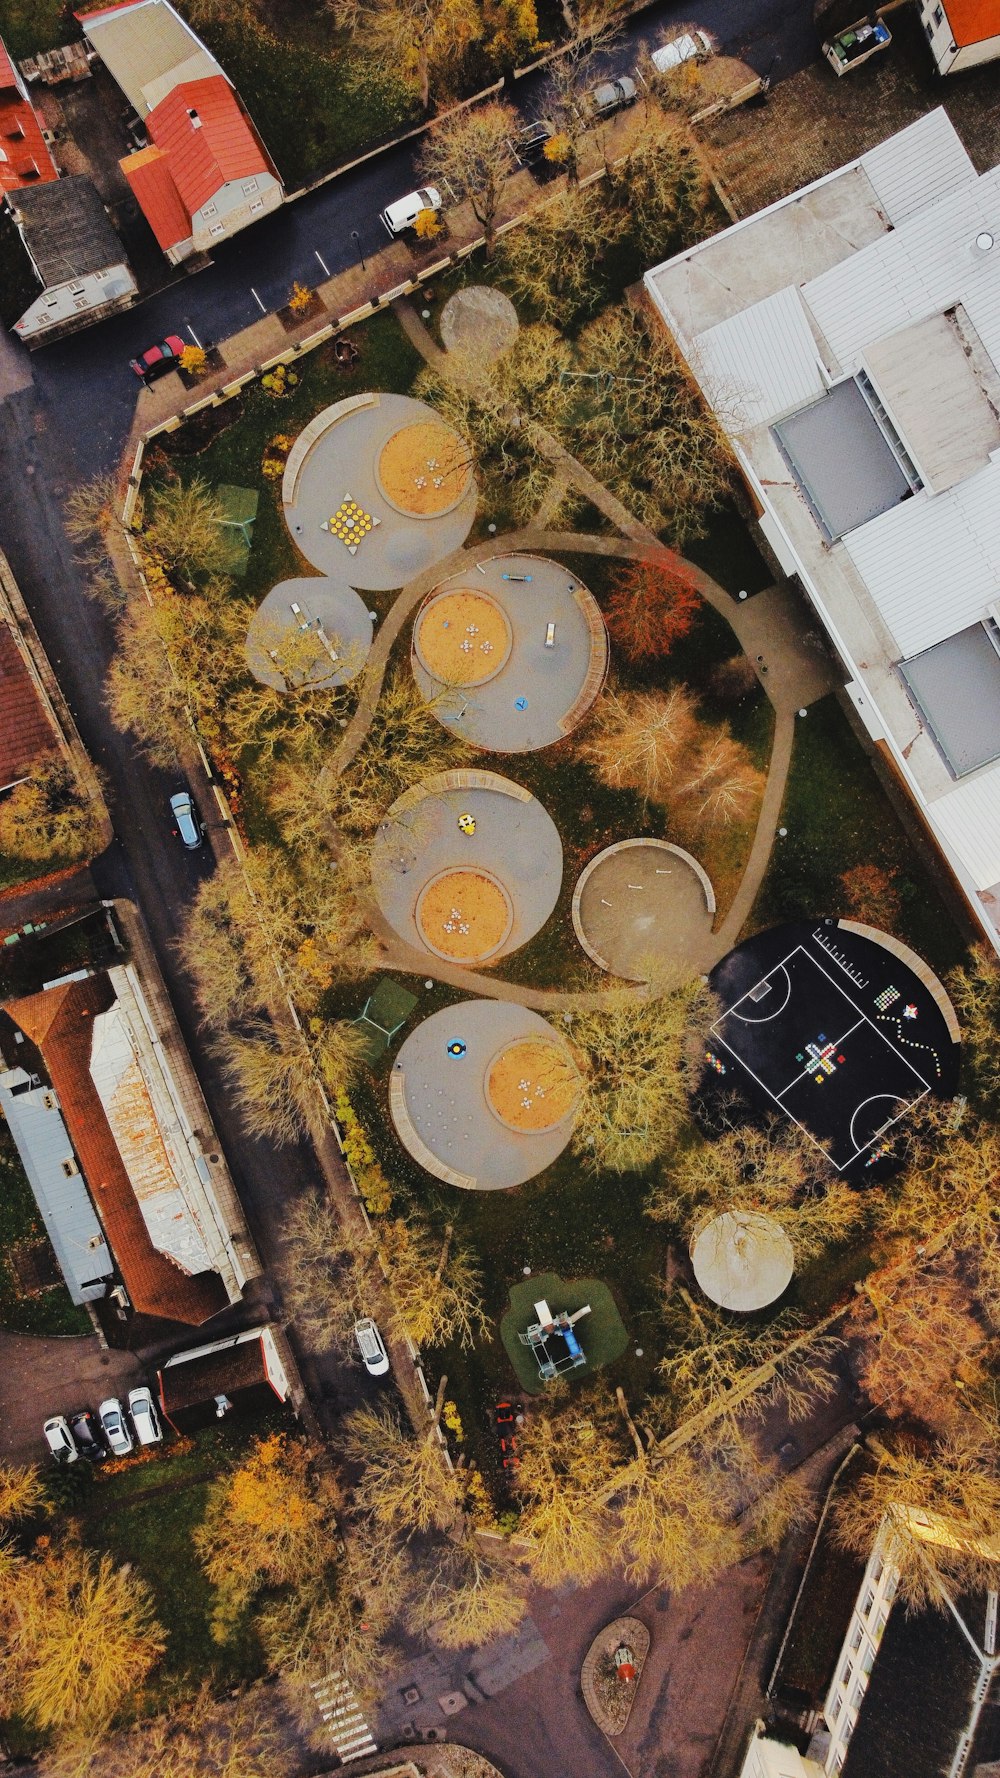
326;308;835;1001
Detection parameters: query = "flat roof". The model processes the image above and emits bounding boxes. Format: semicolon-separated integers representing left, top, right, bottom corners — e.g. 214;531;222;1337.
773;380;911;540
901;625;1000;777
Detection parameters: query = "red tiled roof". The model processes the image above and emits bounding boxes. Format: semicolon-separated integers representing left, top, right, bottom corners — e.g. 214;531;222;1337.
146;75;270;215
6;974;228;1326
944;0;1000;45
120;144;190;251
0;34;58;197
159;1338;268;1412
0;623;58;786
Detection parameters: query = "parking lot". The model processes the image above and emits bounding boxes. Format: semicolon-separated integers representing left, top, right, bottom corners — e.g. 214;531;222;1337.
0;1326;142;1466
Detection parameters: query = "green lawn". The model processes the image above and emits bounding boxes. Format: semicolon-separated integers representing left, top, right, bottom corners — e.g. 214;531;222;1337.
0;1126;90;1336
748;694;972;975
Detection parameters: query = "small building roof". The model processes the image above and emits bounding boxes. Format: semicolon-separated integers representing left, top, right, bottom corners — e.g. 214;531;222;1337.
942;0;1000;48
5;974;227;1325
0;1066;114;1303
146;75;274;212
76;0;222;117
120;143;190;250
0;620;58;788
0;30;59;197
11;175;126;285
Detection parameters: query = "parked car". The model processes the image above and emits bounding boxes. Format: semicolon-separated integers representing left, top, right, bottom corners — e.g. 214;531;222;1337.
128;1386;163;1447
69;1408;108;1462
353;1316;390;1376
99;1397;134;1457
494;1401;521;1470
379;186;442;237
822;15;891;74
129;334;186;381
508;119;557;167
44;1414;79;1465
169;788;203;850
650;28;714;74
579;74;639;120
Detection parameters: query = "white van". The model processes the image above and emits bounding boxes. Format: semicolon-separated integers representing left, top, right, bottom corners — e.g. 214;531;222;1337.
354;1316;390;1375
379;186;442;238
650;29;713;74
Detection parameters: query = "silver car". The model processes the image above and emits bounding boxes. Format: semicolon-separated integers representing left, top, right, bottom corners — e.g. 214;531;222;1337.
44;1414;79;1465
128;1386;163;1446
99;1397;134;1457
169;789;203;850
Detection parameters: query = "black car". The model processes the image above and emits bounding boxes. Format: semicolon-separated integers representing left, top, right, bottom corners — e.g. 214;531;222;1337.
508;119;557;167
69;1408;108;1462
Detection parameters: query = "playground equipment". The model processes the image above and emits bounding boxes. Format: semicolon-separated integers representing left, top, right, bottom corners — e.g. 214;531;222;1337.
519;1297;591;1381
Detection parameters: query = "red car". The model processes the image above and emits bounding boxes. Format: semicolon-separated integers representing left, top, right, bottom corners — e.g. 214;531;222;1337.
494;1401;521;1470
129;334;186;381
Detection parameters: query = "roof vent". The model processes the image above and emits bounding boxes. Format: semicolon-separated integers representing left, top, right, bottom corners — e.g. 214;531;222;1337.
974;230;995;254
187;107;202;129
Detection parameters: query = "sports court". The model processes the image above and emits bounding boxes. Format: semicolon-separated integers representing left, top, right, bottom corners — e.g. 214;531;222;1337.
707;924;959;1174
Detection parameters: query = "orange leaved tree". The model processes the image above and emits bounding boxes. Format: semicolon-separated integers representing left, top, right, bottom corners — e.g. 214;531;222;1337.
604;556;701;662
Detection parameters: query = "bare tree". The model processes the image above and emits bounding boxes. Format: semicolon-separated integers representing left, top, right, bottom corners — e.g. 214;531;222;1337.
218;1015;365;1145
0;753;102;865
499;189;627;327
850;1255;985;1431
577;684;700;805
142;476;231;586
381;1219;491;1350
420;103;518;259
948;947;1000;1119
409;1532;526;1648
339;1405;465;1537
570;977;713;1172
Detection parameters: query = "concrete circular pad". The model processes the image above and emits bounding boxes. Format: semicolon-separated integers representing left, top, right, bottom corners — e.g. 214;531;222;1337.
245;576;373;689
440;285;519;360
573;839;715;981
282;392;477;592
390;999;579;1189
372;769;563;965
412;553;608;752
690;1210;794;1312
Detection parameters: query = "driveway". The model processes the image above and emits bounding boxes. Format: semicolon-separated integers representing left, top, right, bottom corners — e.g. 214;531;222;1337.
0;1328;143;1464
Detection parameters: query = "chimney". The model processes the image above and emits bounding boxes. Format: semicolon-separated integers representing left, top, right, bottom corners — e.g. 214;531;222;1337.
187;107;201;129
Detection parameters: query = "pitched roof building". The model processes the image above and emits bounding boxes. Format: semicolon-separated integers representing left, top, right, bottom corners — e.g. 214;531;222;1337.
0;619;59;790
77;0;283;262
645;110;1000;958
0;35;58;197
916;0;1000;75
8;174;136;341
2;968;234;1326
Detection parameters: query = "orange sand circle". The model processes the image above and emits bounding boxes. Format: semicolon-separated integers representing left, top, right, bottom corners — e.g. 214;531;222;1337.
376;421;472;517
413;589;513;686
415;867;514;963
486;1038;580;1134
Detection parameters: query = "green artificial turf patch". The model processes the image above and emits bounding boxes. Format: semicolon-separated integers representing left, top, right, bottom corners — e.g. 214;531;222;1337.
499;1270;629;1394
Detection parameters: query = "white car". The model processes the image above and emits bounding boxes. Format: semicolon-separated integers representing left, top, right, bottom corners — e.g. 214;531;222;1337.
650;28;713;73
44;1414;79;1465
379;186;442;237
128;1386;163;1446
354;1316;390;1376
169;788;203;850
99;1397;134;1457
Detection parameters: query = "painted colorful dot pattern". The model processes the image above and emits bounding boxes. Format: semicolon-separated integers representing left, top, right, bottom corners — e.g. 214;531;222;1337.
322;494;380;555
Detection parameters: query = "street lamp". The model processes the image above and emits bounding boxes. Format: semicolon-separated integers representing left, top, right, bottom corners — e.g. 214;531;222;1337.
351;229;367;271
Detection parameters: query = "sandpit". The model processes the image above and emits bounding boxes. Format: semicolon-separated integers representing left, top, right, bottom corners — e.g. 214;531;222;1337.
376;421;472;517
486;1038;580;1134
413;589;513;686
415;867;514;963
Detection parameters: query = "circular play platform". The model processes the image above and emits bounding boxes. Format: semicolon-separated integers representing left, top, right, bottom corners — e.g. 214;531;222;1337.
440;285;519;360
371;770;563;966
415;866;514;963
281;392;477;592
411;553;609;752
573;839;716;981
702;919;961;1182
390;1000;580;1189
690;1210;794;1312
413;588;513;686
374;420;472;518
245;576;373;689
486;1036;580;1134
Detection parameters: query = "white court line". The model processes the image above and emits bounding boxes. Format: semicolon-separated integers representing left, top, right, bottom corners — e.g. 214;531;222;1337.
710;943;933;1168
771;1017;867;1101
722;961;792;1023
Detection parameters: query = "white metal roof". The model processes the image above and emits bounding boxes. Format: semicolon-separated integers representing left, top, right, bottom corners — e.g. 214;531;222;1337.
81;0;221;117
859;109;976;227
930;763;1000;889
802;165;1000;372
690;287;826;432
0;1069;113;1302
841;457;1000;655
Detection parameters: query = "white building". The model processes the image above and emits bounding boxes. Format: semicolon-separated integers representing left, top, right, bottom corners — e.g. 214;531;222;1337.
916;0;1000;75
645;111;1000;955
8;174;136;341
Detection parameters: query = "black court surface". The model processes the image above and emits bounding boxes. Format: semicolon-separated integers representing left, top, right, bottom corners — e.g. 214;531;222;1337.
704;921;960;1180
